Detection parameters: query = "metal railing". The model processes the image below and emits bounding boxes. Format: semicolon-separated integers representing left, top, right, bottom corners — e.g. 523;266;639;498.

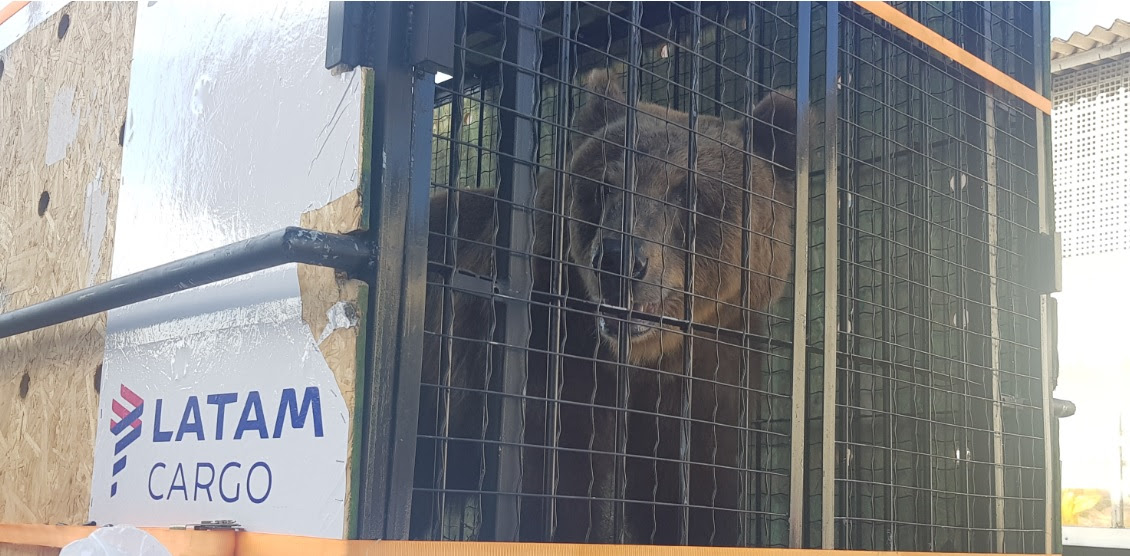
0;227;373;339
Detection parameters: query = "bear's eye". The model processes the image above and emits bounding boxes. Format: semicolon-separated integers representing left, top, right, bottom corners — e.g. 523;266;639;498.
602;184;616;205
571;179;599;206
666;182;688;206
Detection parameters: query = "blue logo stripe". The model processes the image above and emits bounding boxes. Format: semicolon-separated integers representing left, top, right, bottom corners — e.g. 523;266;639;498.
112;455;127;476
110;403;144;436
114;422;142;455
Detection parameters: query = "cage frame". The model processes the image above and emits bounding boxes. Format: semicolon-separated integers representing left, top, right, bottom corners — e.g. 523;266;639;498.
350;0;1062;550
0;0;1061;551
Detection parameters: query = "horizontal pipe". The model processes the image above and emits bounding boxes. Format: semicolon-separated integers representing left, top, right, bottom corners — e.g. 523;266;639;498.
0;226;373;339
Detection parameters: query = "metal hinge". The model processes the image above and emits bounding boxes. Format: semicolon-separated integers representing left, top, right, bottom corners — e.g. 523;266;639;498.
1025;230;1062;294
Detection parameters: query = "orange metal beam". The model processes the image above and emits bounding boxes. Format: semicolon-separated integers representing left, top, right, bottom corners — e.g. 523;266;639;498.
0;1;29;26
853;0;1052;114
0;524;1064;556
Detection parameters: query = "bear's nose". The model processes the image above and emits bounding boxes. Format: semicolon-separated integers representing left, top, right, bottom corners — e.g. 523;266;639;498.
597;237;648;281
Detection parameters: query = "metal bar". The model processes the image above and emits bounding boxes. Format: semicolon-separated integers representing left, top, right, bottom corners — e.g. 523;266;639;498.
544;1;573;540
0;226;372;339
916;5;938;549
835;13;859;548
614;1;642;543
385;51;439;541
1033;0;1056;550
789;2;813;548
434;2;468;538
680;2;703;545
739;2;758;546
879;12;896;548
356;0;440;540
493;0;541;541
980;7;1007;551
820;1;841;549
713;9;723;118
356;3;399;537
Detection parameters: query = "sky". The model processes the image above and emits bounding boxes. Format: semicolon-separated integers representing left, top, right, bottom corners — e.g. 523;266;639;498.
1050;0;1130;40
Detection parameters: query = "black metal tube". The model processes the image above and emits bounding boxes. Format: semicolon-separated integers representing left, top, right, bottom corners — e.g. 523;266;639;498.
0;226;373;339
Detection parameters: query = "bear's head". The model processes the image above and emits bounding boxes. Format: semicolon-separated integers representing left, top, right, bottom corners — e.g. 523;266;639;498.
559;68;798;366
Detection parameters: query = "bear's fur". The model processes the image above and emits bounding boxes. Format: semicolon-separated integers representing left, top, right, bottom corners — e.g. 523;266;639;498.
414;67;797;546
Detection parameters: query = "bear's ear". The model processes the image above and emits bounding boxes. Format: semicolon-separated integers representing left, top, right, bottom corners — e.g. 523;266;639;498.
572;68;628;135
748;89;798;171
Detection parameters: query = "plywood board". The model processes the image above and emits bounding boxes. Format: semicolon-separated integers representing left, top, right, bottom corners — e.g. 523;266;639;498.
0;0;136;531
298;187;369;539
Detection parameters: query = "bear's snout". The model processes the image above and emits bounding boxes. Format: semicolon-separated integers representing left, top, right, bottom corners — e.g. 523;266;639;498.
594;236;648;307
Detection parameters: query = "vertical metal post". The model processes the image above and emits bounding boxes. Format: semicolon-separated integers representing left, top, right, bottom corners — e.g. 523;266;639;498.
545;2;573;540
986;64;1009;556
396;55;439;542
979;6;1007;552
789;2;813;549
740;5;758;545
494;0;541;541
356;1;439;540
434;3;468;538
1031;1;1057;552
615;1;642;543
820;1;841;549
680;2;703;545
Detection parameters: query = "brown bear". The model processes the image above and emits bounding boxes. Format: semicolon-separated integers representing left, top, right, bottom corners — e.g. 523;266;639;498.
530;68;797;546
413;66;797;547
413;172;619;543
412;185;500;540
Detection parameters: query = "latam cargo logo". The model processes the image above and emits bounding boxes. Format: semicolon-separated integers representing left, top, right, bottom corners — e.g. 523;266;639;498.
109;384;145;498
102;386;324;503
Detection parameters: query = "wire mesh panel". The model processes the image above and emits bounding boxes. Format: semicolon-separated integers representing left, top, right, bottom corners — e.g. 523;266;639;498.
827;2;1049;552
387;0;1055;550
415;0;800;547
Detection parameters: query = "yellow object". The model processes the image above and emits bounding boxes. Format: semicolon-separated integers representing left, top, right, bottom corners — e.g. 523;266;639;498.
1062;488;1114;527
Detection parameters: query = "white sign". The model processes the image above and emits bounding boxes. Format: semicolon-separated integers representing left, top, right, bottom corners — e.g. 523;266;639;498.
89;273;349;539
87;0;363;539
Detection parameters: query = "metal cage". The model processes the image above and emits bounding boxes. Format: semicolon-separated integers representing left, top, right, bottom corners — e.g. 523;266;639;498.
344;0;1059;551
819;2;1052;552
0;0;1058;550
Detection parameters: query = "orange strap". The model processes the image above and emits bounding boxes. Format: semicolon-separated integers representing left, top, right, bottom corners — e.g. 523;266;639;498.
853;0;1052;115
0;1;29;26
0;524;1065;556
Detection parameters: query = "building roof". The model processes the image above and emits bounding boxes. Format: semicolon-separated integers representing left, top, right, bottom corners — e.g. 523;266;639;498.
1052;19;1130;74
